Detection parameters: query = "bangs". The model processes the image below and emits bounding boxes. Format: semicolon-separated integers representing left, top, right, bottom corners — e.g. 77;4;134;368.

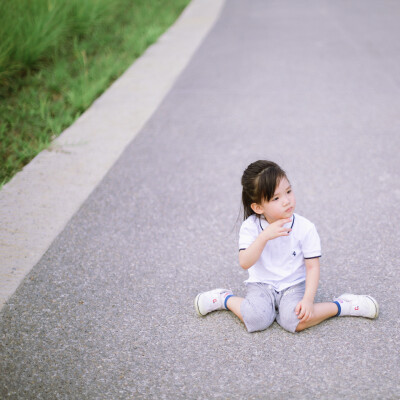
256;167;286;203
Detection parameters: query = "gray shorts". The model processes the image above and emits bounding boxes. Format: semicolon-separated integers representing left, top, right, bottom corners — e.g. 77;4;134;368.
240;281;306;333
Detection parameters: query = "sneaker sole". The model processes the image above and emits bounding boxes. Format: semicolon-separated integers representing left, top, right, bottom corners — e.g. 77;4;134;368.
194;293;205;316
365;295;379;319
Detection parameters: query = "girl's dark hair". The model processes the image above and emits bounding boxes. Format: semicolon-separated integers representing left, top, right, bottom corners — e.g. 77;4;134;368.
241;160;287;220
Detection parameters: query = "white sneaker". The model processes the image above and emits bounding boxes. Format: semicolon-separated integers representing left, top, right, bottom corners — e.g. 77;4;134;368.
334;293;379;319
195;288;233;316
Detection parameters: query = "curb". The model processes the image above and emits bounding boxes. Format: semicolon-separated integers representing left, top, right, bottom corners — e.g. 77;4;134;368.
0;0;226;311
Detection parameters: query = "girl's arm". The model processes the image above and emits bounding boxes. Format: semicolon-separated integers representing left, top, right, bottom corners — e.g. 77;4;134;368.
295;257;320;321
239;218;292;270
303;257;320;300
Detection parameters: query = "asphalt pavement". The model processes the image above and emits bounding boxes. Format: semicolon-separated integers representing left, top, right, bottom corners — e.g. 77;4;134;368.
1;0;400;398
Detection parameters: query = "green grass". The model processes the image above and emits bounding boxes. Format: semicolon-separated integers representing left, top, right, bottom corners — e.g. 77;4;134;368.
0;0;191;186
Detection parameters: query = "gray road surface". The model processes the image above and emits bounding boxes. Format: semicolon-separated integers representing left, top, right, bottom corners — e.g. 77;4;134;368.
1;0;400;398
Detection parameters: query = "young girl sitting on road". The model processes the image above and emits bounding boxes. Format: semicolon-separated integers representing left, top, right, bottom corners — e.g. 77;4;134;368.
195;160;379;333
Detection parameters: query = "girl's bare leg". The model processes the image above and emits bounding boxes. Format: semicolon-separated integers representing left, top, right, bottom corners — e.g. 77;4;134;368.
296;302;338;332
226;296;245;322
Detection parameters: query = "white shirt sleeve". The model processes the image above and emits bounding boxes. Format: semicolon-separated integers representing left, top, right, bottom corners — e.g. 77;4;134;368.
301;223;322;259
239;216;259;251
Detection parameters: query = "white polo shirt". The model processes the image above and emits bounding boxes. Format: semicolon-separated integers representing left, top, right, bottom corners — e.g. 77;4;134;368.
239;213;321;291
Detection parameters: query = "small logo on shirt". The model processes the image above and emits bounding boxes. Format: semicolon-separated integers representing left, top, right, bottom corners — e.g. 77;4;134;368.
292;251;296;257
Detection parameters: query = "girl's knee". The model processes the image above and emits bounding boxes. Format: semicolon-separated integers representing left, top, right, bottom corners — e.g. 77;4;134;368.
241;300;275;333
246;320;273;333
276;311;299;333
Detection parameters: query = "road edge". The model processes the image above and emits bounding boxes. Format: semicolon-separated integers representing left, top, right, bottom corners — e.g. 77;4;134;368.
0;0;226;311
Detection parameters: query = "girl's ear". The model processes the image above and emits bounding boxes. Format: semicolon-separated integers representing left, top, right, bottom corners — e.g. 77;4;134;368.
251;203;264;215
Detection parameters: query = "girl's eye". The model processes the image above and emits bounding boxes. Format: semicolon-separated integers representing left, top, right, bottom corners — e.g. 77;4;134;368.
287;190;292;194
273;197;279;201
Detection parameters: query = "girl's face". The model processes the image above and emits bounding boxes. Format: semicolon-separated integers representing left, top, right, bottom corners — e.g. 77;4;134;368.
252;177;296;224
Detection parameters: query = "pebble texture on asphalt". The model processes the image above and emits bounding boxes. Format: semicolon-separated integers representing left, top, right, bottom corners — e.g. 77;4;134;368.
1;0;400;398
